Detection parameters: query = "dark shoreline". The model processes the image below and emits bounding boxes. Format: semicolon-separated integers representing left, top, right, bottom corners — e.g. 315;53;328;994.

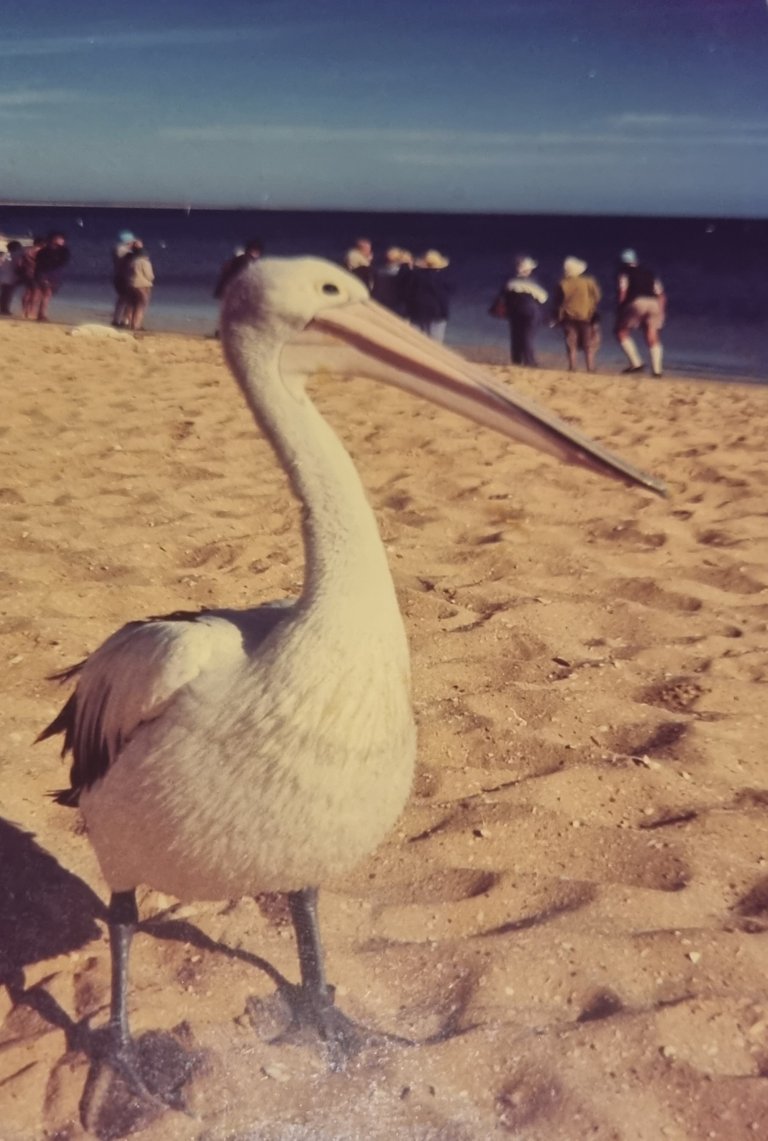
3;311;763;389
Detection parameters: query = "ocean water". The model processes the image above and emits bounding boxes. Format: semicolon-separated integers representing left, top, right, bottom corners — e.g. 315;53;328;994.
1;204;766;381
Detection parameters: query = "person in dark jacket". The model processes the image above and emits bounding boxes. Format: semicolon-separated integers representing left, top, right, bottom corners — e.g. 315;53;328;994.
213;238;264;300
212;238;264;337
405;250;453;341
614;248;666;377
503;255;548;366
373;246;412;314
111;230;136;327
343;237;375;291
27;233;70;321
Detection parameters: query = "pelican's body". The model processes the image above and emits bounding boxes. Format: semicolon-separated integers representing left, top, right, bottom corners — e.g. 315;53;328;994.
40;257;663;1097
76;597;414;899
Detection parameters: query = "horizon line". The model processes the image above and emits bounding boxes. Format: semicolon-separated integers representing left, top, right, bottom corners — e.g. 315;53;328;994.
1;199;766;224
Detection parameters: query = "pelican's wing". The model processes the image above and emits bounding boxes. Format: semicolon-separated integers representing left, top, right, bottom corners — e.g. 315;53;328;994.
39;611;251;805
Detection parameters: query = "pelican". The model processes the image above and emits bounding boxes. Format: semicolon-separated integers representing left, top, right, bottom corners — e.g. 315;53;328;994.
40;258;663;1101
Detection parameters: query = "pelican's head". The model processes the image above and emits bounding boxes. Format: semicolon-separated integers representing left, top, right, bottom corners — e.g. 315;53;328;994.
223;257;369;340
221;257;665;494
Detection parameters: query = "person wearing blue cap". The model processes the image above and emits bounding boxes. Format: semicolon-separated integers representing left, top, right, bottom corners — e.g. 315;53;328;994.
112;231;136;326
615;249;666;377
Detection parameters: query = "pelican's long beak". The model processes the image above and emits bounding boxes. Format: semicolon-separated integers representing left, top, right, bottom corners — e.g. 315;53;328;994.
290;299;665;494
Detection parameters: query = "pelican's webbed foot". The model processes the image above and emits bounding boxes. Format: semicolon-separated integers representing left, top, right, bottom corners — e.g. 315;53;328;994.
252;886;411;1070
80;1022;199;1133
79;890;201;1132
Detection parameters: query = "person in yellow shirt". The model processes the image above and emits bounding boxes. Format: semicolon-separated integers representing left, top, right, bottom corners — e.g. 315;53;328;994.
552;256;602;372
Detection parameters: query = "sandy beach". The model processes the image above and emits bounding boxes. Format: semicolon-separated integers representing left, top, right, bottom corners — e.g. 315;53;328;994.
1;318;767;1140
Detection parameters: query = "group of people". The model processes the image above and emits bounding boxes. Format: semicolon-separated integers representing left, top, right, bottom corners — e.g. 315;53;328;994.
0;231;71;322
111;232;155;331
493;249;665;376
344;238;454;342
1;227;666;376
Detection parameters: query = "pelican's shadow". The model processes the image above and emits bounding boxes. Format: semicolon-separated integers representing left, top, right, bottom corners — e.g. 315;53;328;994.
0;820;197;1138
0;815;104;985
0;817;292;1138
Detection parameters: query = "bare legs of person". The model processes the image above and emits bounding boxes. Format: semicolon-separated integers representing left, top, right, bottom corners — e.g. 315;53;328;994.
22;285;38;319
113;286;130;328
618;329;663;377
564;320;600;373
36;284;54;322
648;333;663;378
618;331;644;373
128;287;151;332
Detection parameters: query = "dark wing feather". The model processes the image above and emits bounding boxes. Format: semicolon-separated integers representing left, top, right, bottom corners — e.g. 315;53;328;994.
39;611;245;808
39;604;288;808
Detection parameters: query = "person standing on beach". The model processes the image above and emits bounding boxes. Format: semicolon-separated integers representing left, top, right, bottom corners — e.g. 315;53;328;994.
124;240;155;332
31;232;71;322
552;257;602;372
19;236;45;319
0;240;24;316
615;248;666;377
212;238;263;337
213;238;264;300
111;230;136;327
373;246;412;314
503;255;548;367
344;237;375;292
404;249;453;342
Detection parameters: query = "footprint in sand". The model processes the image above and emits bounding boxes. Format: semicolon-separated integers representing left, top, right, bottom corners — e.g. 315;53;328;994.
365;867;498;906
696;527;744;548
587;519;668;550
576;987;625;1023
733;876;768;925
638;676;706;714
610;577;703;613
686;563;766;595
182;541;248;570
496;1067;565;1134
0;487;25;503
607;718;690;757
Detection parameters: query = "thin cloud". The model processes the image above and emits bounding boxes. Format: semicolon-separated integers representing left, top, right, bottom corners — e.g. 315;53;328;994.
160;122;768;151
0;25;302;57
161;124;628;147
0;87;84;107
609;112;768;133
162;124;471;145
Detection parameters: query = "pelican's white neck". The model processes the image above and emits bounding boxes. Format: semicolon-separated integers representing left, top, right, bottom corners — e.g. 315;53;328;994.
225;326;402;624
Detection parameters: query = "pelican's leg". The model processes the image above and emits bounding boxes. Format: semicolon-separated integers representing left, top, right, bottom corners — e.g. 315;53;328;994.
284;887;364;1068
265;888;411;1068
287;887;335;1009
99;892;178;1103
107;890;139;1054
81;892;194;1128
97;889;160;1099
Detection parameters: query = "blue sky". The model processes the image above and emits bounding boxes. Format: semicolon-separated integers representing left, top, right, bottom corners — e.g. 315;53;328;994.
1;0;767;216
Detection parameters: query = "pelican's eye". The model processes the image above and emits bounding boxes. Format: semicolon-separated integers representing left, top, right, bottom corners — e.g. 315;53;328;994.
322;283;340;295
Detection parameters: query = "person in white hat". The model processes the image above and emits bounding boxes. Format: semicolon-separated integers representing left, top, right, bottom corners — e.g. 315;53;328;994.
614;248;666;377
344;237;374;292
502;255;548;366
372;246;412;314
552;257;602;372
405;250;453;341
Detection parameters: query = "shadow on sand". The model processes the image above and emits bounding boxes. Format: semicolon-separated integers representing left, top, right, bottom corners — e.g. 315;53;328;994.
0;816;294;1138
0;818;202;1138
